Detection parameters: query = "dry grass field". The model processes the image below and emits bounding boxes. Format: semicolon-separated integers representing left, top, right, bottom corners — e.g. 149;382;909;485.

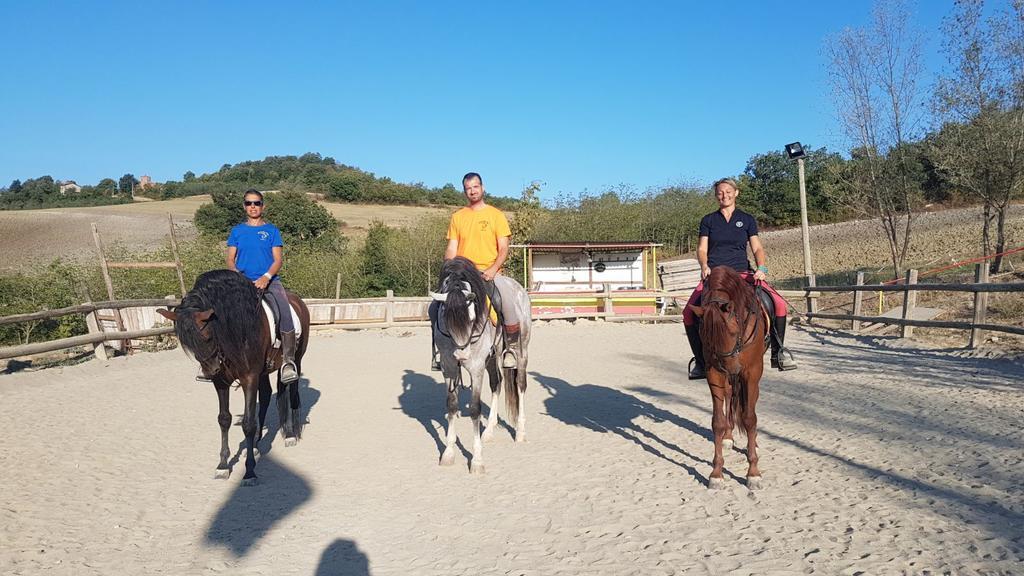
0;196;450;273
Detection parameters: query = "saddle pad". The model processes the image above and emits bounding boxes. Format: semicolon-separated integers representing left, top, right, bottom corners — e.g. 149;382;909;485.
262;300;302;347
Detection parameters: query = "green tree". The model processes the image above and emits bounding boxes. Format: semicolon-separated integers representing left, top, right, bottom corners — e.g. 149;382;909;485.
118;173;139;196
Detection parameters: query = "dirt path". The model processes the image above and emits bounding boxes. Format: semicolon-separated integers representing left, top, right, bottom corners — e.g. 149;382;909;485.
1;322;1021;575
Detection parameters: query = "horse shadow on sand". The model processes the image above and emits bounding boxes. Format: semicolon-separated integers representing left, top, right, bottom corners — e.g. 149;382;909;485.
397;369;512;461
204;454;313;557
535;372;741;486
258;376;322;457
314;538;371;576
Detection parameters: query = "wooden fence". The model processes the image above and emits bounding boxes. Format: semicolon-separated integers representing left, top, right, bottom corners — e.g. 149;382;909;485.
803;264;1024;347
0;287;687;362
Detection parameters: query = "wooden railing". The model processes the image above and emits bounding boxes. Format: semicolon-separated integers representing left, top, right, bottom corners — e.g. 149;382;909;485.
803;264;1024;347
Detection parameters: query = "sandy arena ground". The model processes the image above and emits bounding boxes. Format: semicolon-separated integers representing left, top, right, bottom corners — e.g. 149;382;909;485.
1;322;1022;575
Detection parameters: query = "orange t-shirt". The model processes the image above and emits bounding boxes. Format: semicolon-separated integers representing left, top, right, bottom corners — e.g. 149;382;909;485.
446;205;511;271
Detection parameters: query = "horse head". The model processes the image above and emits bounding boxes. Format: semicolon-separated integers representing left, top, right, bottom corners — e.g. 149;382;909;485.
689;267;758;375
432;257;489;350
159;306;224;376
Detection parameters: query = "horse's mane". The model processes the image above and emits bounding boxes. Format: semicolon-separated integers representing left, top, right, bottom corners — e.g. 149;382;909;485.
437;256;489;338
175;269;263;375
700;266;756;351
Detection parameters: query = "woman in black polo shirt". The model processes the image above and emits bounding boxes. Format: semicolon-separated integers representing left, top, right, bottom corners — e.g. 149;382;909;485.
683;178;797;379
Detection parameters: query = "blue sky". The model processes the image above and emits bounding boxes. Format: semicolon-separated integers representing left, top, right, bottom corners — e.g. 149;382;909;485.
0;1;953;200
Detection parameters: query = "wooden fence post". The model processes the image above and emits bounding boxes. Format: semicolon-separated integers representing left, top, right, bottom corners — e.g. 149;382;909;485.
385;290;395;326
805;274;817;322
330;273;342;324
602;283;614;318
900;269;918;338
167;214;187;297
970;264;990;348
92;223;129;353
851;271;865;333
78;282;108;361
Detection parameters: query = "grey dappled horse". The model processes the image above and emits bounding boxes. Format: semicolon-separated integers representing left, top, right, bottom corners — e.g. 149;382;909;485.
430;257;532;474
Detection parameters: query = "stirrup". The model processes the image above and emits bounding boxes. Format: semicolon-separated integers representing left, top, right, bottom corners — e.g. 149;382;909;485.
771;348;798;371
501;349;517;369
280;361;299;384
687;357;706;380
431;353;441;372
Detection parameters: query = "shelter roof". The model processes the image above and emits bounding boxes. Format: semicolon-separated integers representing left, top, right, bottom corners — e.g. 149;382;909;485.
512;242;662;251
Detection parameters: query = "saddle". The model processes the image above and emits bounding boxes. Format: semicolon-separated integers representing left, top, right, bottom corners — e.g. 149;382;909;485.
260;294;302;346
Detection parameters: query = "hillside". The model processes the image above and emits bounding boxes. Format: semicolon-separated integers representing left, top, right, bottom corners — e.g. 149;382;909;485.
0;196;450;273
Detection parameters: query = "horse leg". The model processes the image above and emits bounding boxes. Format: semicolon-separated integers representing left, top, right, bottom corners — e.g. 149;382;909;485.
276;372;292;445
290;359;303;439
439;377;459;466
708;384;729;490
240;377;260;486
214;379;232;479
482;356;500;442
515;366;527;442
257;372;272;450
743;379;763;490
469;368;486;475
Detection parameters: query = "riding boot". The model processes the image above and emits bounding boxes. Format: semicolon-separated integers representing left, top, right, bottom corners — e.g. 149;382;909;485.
502;323;521;369
280;330;300;384
685;323;706;380
770;316;798;371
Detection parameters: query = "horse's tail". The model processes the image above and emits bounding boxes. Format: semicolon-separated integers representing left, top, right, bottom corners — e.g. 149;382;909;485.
504;362;520;425
729;374;747;438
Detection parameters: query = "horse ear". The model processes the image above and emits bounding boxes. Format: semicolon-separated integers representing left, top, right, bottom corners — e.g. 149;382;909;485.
688;304;704;318
194;309;215;327
157;308;177;322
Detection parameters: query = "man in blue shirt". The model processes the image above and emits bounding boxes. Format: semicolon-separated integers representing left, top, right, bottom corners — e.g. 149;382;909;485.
226;189;298;384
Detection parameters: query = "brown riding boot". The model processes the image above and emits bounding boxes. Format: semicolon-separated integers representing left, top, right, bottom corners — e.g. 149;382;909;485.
280;330;299;384
502;323;521;369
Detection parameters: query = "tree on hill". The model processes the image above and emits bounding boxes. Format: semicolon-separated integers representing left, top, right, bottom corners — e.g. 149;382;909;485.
193;189;342;247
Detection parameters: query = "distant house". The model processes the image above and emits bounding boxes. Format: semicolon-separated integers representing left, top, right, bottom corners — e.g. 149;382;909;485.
58;180;82;195
138;175;153;190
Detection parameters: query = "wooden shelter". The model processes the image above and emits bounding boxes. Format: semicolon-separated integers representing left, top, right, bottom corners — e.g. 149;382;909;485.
512;242;662;317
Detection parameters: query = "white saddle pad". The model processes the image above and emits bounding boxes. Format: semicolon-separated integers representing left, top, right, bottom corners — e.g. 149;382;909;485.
262;300;302;348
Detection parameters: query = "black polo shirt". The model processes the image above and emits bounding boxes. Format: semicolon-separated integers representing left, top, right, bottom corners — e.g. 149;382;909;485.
698;208;759;273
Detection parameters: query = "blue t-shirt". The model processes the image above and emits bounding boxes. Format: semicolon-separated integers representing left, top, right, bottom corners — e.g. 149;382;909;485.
227;222;284;281
698;209;759;273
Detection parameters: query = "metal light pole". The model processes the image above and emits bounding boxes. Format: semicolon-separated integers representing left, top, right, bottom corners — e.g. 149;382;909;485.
785;142;813;278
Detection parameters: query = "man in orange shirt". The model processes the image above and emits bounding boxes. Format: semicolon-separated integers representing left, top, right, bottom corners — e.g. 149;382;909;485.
433;172;523;369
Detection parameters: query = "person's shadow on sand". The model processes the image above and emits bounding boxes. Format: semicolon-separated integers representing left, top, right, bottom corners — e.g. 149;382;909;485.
314;538;371;576
204;455;312;557
536;372;738;486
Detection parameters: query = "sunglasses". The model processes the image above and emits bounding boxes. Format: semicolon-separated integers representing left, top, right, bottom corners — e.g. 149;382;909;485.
244;200;263;207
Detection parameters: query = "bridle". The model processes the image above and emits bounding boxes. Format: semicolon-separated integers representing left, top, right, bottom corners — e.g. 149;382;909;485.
433;280;494;352
703;292;763;369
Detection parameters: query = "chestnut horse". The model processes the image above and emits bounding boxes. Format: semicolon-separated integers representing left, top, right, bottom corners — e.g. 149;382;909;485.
158;270;310;485
688;266;767;490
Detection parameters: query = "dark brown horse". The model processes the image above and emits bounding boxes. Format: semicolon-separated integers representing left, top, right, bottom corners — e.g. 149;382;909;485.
688;266;767;490
158;270;311;485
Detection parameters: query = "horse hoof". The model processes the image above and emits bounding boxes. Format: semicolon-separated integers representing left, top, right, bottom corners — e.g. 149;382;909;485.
708;477;727;490
747;476;764;490
470;462;486;475
723;439;734;452
439;450;456;466
481;429;495;443
214;469;230;480
242;477;258;487
284;437;297;447
514;432;526;443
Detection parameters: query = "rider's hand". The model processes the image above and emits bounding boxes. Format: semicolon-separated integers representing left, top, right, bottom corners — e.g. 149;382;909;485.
254;275;270;290
701;266;711;280
481;267;496;282
753;268;767;282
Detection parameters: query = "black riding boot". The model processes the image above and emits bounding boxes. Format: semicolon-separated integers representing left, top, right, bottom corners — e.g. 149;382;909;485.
431;341;441;371
770;316;797;371
280;330;299;384
685;323;706;380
